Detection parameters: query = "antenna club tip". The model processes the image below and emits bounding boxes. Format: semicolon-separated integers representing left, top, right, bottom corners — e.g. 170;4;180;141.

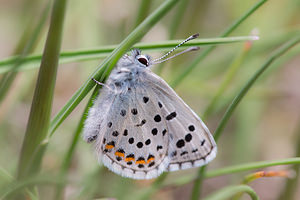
191;33;200;39
189;46;200;51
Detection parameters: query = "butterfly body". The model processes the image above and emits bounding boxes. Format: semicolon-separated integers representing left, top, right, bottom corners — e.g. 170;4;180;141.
83;49;217;179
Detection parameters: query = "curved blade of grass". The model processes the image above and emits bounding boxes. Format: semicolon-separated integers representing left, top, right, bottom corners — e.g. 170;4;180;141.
203;185;259;200
213;34;300;141
190;34;300;200
170;0;268;88
49;0;180;137
0;2;50;104
17;0;68;180
206;157;300;179
164;158;300;187
0;175;66;199
0;36;257;74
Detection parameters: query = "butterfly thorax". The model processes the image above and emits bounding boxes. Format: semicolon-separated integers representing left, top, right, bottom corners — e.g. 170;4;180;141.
106;49;152;94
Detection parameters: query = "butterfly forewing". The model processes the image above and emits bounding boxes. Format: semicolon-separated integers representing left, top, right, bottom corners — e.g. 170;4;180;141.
93;86;169;179
144;72;217;171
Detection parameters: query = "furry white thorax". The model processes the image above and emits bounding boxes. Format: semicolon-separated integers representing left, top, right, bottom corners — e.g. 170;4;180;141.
106;49;152;94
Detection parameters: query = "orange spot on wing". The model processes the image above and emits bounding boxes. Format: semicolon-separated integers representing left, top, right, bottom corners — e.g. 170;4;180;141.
115;152;125;157
105;145;114;149
125;157;135;162
147;157;155;163
136;160;146;165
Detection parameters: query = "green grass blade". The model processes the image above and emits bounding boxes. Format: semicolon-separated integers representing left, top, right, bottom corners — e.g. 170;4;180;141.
49;0;179;136
164;158;300;187
190;34;300;200
0;2;50;104
17;0;68;180
0;175;66;199
54;89;99;200
0;36;257;74
170;0;268;88
203;185;259;200
206;158;300;178
202;41;252;119
169;0;189;39
213;34;300;141
134;0;152;28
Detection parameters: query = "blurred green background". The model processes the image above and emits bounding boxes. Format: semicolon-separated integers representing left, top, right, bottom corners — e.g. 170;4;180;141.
0;0;300;199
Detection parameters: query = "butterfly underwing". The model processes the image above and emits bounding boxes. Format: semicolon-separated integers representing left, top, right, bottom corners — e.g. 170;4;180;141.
83;47;217;180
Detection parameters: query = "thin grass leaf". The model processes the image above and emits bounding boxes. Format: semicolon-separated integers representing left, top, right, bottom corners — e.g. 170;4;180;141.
202;40;253;119
190;34;300;200
170;0;268;88
134;0;152;28
54;89;99;200
163;157;300;187
203;185;259;200
17;0;68;181
0;36;257;74
0;2;50;104
0;175;66;199
169;0;189;39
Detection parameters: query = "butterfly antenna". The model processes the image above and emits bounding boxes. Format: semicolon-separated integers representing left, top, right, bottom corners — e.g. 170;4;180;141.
153;47;199;64
153;33;199;63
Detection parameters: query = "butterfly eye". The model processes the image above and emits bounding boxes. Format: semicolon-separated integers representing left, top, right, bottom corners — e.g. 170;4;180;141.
137;55;149;66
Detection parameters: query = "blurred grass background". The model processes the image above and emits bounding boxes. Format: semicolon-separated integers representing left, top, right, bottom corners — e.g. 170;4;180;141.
0;0;300;199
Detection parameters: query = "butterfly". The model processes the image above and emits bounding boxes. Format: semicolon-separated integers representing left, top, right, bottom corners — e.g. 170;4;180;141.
83;34;217;179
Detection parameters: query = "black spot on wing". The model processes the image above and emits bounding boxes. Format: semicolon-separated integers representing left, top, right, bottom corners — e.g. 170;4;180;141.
131;108;138;115
176;139;185;148
151;128;158;135
143;96;149;103
166;112;177;120
120;109;126;116
154;115;161;122
185;133;192;142
128;138;134;144
188;125;195;131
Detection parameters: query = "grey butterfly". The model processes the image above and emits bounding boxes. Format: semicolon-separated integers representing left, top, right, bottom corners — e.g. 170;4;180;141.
83;34;217;179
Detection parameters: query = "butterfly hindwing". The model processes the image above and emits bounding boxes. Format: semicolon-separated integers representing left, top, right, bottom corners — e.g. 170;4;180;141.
144;72;217;171
91;85;169;179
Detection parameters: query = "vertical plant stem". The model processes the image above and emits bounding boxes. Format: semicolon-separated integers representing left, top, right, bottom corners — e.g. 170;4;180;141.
54;89;99;200
17;0;68;181
278;120;300;200
190;34;300;200
170;0;268;88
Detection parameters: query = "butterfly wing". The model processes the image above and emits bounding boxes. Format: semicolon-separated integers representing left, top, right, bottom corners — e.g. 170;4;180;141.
143;72;217;171
85;85;170;179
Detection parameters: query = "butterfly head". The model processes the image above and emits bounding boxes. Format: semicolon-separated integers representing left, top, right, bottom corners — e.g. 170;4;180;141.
131;48;152;68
